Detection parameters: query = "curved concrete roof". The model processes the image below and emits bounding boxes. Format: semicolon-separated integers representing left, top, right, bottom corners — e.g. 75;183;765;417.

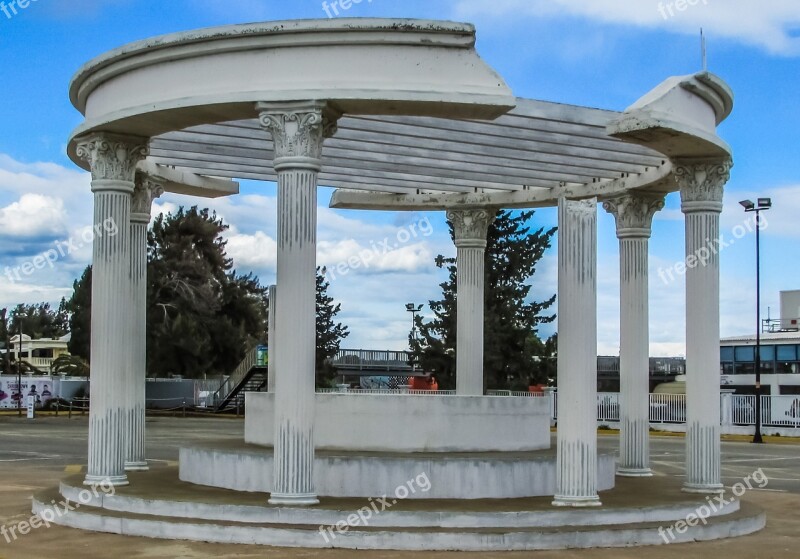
66;19;734;208
68;18;515;167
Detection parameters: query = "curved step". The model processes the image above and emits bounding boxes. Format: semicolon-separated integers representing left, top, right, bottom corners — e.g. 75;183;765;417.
31;489;766;551
58;478;740;529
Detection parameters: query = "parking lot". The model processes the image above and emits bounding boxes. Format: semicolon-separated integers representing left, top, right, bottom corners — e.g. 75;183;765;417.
0;415;798;559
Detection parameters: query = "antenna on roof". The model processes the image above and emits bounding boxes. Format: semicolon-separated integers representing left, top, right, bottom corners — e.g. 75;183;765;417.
701;28;707;71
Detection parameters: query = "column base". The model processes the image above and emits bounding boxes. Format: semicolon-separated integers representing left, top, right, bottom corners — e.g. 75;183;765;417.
84;473;129;487
125;461;150;472
552;495;602;508
683;482;725;494
617;467;653;478
269;493;320;506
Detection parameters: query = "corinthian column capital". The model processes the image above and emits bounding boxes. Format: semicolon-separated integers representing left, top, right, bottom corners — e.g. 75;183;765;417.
76;133;149;186
447;209;496;249
602;192;665;239
256;102;341;170
131;173;165;223
673;158;733;214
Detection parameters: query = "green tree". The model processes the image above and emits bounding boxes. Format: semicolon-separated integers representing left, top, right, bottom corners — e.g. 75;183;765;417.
64;208;352;383
316;267;350;387
0;308;10;374
65;266;92;360
411;210;556;391
146;207;268;378
51;354;90;377
8;302;69;340
66;208;268;378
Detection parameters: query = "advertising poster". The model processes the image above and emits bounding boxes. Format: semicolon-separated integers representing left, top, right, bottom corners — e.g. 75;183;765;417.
0;376;55;409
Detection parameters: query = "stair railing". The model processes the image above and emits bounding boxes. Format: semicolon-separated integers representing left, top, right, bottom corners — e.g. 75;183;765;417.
210;346;262;409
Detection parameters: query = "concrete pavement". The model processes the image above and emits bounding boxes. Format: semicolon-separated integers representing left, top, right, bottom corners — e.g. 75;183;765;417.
0;416;798;558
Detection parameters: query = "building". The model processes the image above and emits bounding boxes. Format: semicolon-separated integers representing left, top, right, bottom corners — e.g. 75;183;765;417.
3;333;70;372
719;290;800;395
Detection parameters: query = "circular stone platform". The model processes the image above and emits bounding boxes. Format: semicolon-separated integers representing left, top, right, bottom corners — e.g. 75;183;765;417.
178;440;616;499
32;469;765;551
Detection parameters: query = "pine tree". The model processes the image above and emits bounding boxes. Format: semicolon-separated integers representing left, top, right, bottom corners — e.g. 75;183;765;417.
66;266;92;360
64;208;351;382
0;308;9;374
316;266;350;387
411;210;556;391
66;207;269;378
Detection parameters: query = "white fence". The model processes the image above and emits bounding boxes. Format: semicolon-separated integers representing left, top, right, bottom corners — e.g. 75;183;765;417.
544;392;799;429
319;388;799;430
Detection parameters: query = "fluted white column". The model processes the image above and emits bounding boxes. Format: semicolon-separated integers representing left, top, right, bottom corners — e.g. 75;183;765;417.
676;159;732;493
258;101;339;506
125;174;163;471
553;197;601;507
76;134;148;486
267;284;277;393
447;209;495;396
603;193;664;477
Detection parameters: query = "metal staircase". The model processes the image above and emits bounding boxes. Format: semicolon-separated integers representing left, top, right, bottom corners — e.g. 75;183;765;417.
209;346;268;412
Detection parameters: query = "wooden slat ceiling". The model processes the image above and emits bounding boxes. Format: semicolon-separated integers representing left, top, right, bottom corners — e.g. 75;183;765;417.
149;98;665;195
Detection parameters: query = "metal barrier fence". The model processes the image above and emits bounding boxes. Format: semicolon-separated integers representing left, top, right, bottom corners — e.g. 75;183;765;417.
317;388;457;396
545;392;800;428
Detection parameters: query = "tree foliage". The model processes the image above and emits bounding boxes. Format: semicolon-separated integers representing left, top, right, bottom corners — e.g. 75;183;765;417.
65;266;92;359
64;207;350;381
316;267;350;387
146;207;269;378
66;207;268;377
0;308;9;374
51;354;90;377
7;302;69;340
411;210;557;391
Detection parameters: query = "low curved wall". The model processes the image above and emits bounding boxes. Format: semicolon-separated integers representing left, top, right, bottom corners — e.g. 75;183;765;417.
245;392;550;452
179;442;617;499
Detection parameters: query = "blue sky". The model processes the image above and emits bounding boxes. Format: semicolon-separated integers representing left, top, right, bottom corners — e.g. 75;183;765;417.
0;0;798;355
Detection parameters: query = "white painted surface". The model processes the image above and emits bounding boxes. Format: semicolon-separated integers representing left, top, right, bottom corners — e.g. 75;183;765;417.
124;174;162;472
448;209;495;396
554;198;601;506
676;159;731;493
180;443;613;499
77;134;148;486
267;285;276;393
246;392;550;453
61;478;732;528
260;103;333;506
34;490;764;551
603;193;664;477
68;19;514;161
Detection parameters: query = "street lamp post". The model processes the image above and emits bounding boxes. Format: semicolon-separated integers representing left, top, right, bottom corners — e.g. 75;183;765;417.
740;198;772;444
405;303;424;343
15;310;22;418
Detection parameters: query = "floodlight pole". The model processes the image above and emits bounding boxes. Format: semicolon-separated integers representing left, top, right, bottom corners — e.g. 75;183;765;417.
753;209;763;444
741;199;771;444
16;310;22;418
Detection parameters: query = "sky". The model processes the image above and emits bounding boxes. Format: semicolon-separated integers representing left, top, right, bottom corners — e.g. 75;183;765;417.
0;0;798;356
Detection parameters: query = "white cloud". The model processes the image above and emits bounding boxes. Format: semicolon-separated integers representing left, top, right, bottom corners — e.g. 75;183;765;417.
453;0;800;56
723;184;800;238
225;230;278;273
0;194;68;239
